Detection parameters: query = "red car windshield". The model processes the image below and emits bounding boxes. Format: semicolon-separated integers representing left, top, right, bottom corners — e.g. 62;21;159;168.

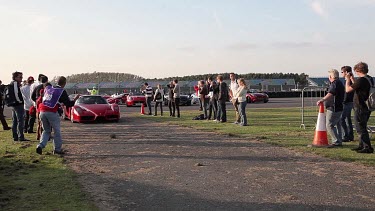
76;96;108;105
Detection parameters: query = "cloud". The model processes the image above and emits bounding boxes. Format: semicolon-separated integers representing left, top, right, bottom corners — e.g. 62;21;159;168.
226;42;258;51
272;42;315;48
310;0;326;17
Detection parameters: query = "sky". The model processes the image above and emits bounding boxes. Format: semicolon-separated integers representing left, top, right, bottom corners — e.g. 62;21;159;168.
1;0;375;84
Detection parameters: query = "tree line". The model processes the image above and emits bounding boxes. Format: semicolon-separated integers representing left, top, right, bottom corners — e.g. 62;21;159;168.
57;72;309;86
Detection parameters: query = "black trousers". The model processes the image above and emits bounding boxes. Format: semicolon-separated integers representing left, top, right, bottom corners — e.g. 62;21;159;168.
154;102;163;116
173;98;180;117
353;107;372;149
146;97;152;114
24;109;36;132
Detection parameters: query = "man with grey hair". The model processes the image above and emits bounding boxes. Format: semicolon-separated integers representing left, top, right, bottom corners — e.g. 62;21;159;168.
317;69;345;147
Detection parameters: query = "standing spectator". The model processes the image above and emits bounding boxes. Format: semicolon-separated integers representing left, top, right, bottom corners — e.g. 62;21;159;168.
173;79;181;118
21;76;36;133
198;80;209;119
345;62;374;153
207;77;218;120
316;69;345;147
153;84;164;116
234;78;248;126
216;75;228;122
229;73;240;124
194;84;201;111
87;86;98;95
31;75;48;140
0;80;11;130
9;71;29;141
36;76;79;155
167;81;175;117
341;66;354;142
142;82;153;115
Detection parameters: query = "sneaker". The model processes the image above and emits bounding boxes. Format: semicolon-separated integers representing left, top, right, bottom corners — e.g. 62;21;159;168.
233;122;240;124
357;148;374;153
53;150;66;155
36;147;42;155
351;146;363;151
328;143;343;148
19;139;30;142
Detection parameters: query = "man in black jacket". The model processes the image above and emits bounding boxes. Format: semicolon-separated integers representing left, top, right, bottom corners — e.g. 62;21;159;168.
345;62;374;153
9;72;29;141
215;75;228;122
207;77;218;120
0;80;11;130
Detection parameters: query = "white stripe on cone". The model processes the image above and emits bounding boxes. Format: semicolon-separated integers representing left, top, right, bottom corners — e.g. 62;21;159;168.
316;113;326;131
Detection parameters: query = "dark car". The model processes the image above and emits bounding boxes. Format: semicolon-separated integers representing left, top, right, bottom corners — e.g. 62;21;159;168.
164;94;192;106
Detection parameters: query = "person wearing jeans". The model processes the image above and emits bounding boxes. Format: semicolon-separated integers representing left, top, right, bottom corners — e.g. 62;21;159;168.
215;75;228;122
36;76;78;155
234;78;248;126
9;71;29;141
345;62;374;153
317;69;345;147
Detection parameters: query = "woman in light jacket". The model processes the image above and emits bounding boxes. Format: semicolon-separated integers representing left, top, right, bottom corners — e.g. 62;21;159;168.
153;84;164;116
234;78;248;126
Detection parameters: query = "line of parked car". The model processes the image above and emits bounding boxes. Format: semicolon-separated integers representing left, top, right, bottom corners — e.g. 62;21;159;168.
61;89;268;123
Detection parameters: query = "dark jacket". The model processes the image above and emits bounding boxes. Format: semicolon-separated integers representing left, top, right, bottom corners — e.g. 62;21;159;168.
7;81;24;106
218;82;228;103
199;85;208;101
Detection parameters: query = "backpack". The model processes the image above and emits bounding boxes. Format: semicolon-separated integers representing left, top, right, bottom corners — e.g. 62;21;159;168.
364;76;375;111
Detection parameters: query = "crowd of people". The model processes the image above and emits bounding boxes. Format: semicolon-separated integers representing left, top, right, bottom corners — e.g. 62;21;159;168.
0;72;78;155
1;62;373;154
317;62;374;153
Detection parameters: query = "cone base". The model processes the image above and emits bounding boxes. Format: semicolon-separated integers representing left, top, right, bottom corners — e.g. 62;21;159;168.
312;131;329;146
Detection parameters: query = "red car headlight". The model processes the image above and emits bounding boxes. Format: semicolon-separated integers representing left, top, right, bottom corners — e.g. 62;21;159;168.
74;107;86;115
128;97;133;101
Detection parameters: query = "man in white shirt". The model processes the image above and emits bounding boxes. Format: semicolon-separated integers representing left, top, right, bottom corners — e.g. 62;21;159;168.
229;73;240;124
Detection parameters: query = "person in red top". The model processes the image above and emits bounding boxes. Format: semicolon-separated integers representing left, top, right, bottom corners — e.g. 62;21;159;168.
36;76;79;155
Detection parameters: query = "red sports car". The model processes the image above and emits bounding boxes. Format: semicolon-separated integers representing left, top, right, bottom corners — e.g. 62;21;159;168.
63;95;120;123
102;95;120;104
126;92;146;107
246;91;269;103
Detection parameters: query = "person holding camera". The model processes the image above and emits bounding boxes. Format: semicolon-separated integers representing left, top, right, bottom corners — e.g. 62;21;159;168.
153;84;164;116
341;66;354;142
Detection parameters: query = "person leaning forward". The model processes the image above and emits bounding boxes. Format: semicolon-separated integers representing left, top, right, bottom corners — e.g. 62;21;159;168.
36;76;79;155
317;69;345;147
345;62;374;153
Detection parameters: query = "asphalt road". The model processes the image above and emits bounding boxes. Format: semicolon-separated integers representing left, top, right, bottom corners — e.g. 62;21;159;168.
62;113;375;211
2;97;307;117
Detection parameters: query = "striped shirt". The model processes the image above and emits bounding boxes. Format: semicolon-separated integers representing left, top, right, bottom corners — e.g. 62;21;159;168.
144;85;153;97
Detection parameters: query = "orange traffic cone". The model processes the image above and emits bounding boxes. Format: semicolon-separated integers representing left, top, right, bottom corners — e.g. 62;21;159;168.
140;103;145;115
311;103;329;147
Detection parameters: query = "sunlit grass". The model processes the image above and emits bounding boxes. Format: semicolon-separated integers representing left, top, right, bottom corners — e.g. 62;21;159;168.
138;106;375;166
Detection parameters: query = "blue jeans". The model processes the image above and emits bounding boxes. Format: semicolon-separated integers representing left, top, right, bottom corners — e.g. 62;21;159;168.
11;105;25;140
239;101;247;126
326;110;343;144
353;107;372;149
341;102;354;141
217;101;226;122
38;112;63;152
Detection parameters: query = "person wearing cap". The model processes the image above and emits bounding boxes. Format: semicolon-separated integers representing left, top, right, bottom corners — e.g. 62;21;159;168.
21;76;36;133
317;69;345;147
0;80;11;130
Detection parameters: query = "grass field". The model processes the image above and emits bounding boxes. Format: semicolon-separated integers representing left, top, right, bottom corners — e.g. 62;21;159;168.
139;106;375;166
0;123;97;211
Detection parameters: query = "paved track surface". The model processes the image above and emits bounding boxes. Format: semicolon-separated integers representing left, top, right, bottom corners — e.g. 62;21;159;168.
62;113;375;211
